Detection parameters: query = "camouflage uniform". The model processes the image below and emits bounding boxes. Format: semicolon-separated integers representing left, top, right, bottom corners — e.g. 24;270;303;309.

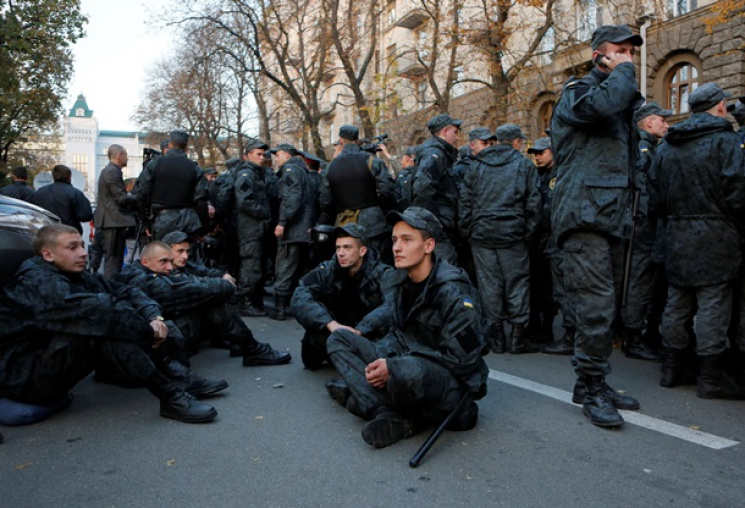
327;256;488;423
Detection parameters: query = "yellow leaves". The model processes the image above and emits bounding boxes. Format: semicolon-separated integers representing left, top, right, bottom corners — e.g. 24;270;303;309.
705;0;745;33
15;462;33;470
166;459;176;466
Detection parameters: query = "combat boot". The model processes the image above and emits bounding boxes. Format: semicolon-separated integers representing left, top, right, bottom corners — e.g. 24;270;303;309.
696;354;745;400
581;375;624;427
659;347;697;388
325;378;351;407
572;376;639;409
622;327;661;362
147;375;217;423
266;294;289;321
541;327;574;355
509;323;540;354
240;296;267;317
361;407;418;448
488;322;506;354
242;341;292;366
160;358;228;398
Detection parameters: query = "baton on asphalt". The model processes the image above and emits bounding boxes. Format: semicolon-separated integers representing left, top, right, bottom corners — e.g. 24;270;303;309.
409;391;471;468
621;189;641;308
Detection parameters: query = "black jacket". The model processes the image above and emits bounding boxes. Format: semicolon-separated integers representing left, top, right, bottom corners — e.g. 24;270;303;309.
412;136;459;239
32;181;93;233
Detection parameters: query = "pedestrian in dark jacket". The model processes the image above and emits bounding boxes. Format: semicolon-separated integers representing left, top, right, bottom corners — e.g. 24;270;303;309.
32;165;92;234
327;207;488;449
269;143;317;320
459;125;541;355
0;166;34;202
550;24;644;428
117;240;291;368
411;114;462;265
291;224;393;370
648;83;745;400
394;146;418;212
0;225;217;423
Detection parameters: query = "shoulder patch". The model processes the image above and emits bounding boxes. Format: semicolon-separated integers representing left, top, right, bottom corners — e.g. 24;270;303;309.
463;297;474;309
640;148;649;153
549;177;557;190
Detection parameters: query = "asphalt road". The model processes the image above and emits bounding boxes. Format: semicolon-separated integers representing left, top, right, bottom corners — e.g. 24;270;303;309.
2;315;744;507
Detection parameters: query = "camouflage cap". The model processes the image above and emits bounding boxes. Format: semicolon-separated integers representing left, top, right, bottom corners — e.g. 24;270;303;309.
527;137;552;154
689;82;732;113
427;114;463;134
300;150;323;163
633;101;673;122
386;206;443;239
161;231;191;245
269;143;299;155
203;167;217;175
591;24;643;50
403;146;418;157
334;223;368;245
469;127;496;142
159;139;169;151
170;130;189;144
244;138;269;153
225;157;242;170
727;101;745;125
496;123;526;142
339;125;359;141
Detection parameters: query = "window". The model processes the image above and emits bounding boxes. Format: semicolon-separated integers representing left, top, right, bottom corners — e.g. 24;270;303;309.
72;154;88;179
538;101;555;135
75;108;85;117
386;4;397;27
385;92;399;120
577;0;602;41
668;0;697;17
541;27;555;66
667;63;699;115
452;65;464;97
416;28;429;59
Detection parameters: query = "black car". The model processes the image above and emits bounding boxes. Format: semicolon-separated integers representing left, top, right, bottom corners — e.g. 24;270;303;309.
0;195;59;288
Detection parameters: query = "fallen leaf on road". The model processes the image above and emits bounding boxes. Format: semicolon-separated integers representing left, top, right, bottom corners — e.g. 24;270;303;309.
166;459;176;466
689;425;700;430
255;415;264;420
255;378;261;381
273;383;284;388
15;462;32;470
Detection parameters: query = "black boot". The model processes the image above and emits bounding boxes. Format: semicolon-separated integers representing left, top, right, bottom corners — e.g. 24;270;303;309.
301;334;328;370
147;374;217;423
242;341;292;366
572;376;639;409
160;358;228;398
325;378;351;407
697;354;745;400
623;327;661;362
581;375;624;427
509;323;539;354
240;296;267;317
361;407;418;448
660;347;697;388
266;294;289;321
488;322;506;354
541;327;574;355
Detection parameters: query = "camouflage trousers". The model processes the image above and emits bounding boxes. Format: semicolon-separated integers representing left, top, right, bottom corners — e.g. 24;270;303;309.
274;242;309;296
562;232;624;377
18;334;158;406
621;248;663;331
173;302;257;350
327;329;466;423
662;282;732;357
237;239;262;299
471;242;530;326
550;250;575;329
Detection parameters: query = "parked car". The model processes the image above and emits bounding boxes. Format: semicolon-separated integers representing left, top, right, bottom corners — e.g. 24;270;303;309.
0;195;59;288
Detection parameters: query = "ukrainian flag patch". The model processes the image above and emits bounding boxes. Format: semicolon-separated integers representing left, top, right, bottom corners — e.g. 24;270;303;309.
463;298;474;309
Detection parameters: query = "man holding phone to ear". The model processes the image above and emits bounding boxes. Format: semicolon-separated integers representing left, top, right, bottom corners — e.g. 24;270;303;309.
550;24;645;428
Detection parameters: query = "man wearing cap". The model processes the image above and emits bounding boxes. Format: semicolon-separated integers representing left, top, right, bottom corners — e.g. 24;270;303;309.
495;124;527;152
526;137;572;354
269;143;317;320
137;130;208;241
394;146;418;212
320;125;396;264
459;125;541;355
728;98;745;146
326;206;488;448
648;82;745;399
117;239;291;367
1;166;34;202
291;224;392;370
550;24;644;427
618;102;674;363
411;114;463;265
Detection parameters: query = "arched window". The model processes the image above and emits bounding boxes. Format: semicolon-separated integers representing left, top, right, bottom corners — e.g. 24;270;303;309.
538;100;555;135
667;63;699;115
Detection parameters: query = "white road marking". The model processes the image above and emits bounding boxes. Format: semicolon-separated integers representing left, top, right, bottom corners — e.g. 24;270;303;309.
488;369;740;450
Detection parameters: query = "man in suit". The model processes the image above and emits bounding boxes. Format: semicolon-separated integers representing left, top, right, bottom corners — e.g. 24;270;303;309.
94;144;137;279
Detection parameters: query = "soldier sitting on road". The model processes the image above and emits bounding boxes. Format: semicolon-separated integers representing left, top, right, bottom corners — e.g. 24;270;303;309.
291;224;393;371
0;224;218;423
117;239;291;368
326;207;488;448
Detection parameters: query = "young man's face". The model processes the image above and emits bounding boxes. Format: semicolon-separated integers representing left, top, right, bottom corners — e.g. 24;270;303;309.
141;247;174;275
391;222;434;271
245;148;266;166
170;241;191;269
645;115;670;139
335;236;367;272
533;148;554;168
439;125;460;146
41;232;88;273
469;139;490;156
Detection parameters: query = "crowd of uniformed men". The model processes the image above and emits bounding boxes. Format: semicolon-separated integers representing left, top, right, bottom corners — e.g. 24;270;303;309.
1;24;744;447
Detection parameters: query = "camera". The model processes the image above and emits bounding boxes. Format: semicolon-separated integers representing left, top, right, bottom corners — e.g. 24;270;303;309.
143;148;161;164
359;134;389;154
